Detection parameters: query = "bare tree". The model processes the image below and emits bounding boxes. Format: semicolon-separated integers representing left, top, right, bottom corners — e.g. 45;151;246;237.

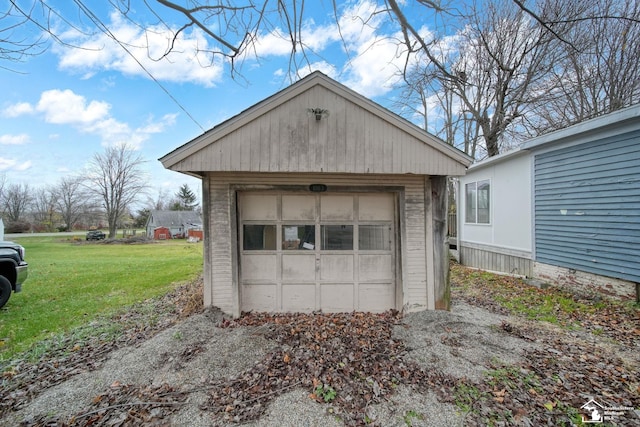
146;189;170;211
4;1;635;77
31;185;57;231
0;1;46;67
55;176;91;232
4;1;638;157
529;0;640;133
397;0;570;157
2;182;31;223
85;144;148;238
0;173;5;203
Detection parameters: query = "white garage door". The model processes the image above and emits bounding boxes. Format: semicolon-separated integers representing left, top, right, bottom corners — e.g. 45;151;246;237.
238;192;396;313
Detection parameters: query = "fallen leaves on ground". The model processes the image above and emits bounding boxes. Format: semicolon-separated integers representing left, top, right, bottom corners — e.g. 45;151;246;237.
2;263;639;426
451;263;640;347
0;276;203;418
209;311;458;425
20;382;187;427
452;263;640;426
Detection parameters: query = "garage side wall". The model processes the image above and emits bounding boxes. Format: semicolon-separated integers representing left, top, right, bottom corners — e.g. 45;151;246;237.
205;179;236;312
203;172;435;317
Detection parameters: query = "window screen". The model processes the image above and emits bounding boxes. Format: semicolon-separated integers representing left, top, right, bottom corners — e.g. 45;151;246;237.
359;225;390;250
321;225;353;250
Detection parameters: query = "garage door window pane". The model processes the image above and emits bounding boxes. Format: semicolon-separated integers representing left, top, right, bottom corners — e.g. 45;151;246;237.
321;225;353;250
283;225;315;250
243;225;276;250
359;225;390;250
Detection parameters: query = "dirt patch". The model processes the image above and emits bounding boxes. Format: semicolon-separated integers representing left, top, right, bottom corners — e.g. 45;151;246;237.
1;265;638;426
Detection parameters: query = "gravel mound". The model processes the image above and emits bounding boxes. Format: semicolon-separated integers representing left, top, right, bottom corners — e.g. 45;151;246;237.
3;300;537;426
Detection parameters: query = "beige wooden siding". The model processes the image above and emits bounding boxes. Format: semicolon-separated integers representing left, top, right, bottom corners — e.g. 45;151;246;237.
203;172;433;316
170;86;466;176
207;181;235;313
403;180;428;310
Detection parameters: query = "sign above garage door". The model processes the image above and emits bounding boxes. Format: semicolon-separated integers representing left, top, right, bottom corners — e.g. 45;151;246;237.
239;192;397;313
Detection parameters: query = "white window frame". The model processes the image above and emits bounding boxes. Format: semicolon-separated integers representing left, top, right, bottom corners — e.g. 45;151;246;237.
465;179;491;224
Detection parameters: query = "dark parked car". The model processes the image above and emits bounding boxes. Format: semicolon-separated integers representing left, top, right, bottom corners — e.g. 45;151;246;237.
0;241;28;308
86;230;106;241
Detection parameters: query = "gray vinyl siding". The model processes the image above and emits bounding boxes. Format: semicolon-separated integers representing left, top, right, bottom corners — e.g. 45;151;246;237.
533;129;640;283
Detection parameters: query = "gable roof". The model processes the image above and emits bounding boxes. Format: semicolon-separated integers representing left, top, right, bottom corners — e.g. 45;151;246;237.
160;71;472;176
147;210;202;228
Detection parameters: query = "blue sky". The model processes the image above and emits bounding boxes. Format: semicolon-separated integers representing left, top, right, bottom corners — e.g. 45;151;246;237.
0;1;430;206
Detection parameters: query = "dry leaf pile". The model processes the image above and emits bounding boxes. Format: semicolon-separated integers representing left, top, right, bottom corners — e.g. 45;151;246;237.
208;311;458;425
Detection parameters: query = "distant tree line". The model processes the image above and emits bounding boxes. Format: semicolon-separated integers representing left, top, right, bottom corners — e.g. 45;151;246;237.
0;145;199;238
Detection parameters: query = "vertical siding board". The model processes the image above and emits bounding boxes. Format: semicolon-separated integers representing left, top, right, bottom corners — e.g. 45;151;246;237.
345;105;358;173
259;115;270;172
241;126;252;171
534;129;640;283
363;118;372;173
335;96;347;173
393;128;402;174
382;126;391;174
279;110;292;172
269;112;279;172
209;179;234;313
294;97;309;172
354;106;366;173
249;119;261;171
404;181;428;309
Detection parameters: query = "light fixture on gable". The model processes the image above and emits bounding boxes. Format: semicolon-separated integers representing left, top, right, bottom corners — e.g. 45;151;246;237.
307;108;330;121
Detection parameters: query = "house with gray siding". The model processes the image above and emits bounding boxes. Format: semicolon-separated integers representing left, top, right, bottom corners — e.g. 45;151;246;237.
457;104;640;300
160;71;472;317
145;210;202;239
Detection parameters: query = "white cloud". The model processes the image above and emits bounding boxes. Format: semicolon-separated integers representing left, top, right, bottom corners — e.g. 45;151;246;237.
248;28;294;57
0;158;16;170
243;0;410;99
36;89;111;125
14;160;32;171
0;158;31;172
2;102;34;118
298;61;338;79
55;12;224;87
0;134;30;145
335;1;407;98
10;89;176;150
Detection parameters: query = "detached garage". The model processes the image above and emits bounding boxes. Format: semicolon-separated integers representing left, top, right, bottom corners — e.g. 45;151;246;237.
160;71;471;317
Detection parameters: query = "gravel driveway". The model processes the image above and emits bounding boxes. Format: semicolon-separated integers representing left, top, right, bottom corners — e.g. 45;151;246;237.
3;300;537;426
2;267;638;426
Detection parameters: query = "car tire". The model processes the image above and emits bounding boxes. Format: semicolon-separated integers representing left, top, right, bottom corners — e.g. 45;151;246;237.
0;275;12;309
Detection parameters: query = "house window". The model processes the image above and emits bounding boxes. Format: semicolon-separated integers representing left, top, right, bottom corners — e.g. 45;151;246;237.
465;180;490;224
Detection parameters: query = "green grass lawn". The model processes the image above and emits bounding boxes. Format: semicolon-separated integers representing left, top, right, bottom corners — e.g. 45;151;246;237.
0;236;203;360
